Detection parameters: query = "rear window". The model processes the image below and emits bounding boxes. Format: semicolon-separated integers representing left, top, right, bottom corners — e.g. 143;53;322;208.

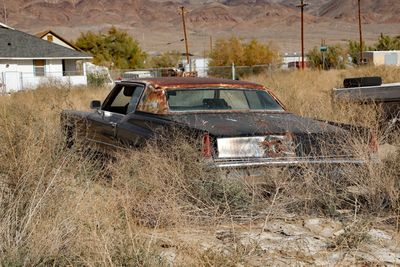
166;88;284;112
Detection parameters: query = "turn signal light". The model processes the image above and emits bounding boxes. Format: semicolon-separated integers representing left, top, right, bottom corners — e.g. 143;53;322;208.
202;132;212;158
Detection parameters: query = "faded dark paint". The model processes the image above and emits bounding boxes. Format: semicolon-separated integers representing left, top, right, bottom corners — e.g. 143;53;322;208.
165;112;346;137
60;77;376;167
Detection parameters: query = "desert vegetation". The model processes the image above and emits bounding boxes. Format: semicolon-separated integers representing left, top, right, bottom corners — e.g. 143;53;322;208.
0;67;399;265
308;34;400;69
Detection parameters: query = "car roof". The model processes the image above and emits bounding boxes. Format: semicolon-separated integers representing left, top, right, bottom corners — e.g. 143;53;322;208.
121;77;266;90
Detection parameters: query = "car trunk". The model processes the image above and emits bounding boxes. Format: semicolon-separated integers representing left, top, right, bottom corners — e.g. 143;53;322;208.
166;112;356;159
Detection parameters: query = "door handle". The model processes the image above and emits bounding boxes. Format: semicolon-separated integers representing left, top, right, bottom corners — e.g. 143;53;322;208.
110;122;118;138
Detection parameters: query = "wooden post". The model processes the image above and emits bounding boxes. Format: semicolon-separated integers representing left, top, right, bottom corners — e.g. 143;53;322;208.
358;0;364;64
297;0;308;70
180;6;191;71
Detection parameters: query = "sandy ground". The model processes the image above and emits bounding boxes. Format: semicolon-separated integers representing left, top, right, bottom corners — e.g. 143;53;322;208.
152;215;400;266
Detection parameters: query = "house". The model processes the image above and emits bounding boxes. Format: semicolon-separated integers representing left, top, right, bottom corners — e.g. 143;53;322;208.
36;30;80;51
0;24;92;93
363;51;400;66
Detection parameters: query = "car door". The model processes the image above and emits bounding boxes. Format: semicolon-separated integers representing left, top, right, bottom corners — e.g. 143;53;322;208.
86;83;144;150
115;85;152;148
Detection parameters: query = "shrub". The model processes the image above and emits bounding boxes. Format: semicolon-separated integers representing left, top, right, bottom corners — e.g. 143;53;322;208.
209;37;280;78
148;51;181;69
87;72;111;87
308;44;347;70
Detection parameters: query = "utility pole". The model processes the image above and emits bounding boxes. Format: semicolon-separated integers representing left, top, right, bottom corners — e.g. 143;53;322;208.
297;0;308;70
358;0;364;65
180;6;191;71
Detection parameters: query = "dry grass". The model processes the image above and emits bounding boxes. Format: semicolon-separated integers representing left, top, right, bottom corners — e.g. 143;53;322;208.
0;69;399;265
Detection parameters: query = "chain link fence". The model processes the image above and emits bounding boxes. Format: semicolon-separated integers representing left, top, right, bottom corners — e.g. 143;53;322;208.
1;63;294;92
106;63;286;81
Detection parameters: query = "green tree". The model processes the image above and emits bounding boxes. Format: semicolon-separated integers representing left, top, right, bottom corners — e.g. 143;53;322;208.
209;37;280;66
148;51;181;68
209;37;245;67
308;44;346;70
347;40;367;64
209;37;280;78
373;33;400;51
75;27;146;69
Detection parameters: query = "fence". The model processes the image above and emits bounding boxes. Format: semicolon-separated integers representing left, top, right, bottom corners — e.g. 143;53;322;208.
1;63;294;93
108;63;285;81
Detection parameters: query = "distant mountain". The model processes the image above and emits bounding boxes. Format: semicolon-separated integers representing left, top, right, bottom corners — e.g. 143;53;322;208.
0;0;399;53
3;0;399;28
317;0;400;23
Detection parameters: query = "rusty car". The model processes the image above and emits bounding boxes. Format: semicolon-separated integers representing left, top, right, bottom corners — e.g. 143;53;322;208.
61;77;378;168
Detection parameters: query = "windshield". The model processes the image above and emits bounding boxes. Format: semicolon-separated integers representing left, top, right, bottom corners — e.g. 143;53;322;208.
166;88;284;112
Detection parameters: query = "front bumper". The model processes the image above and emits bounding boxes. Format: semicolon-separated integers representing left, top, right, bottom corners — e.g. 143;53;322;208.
212;157;374;169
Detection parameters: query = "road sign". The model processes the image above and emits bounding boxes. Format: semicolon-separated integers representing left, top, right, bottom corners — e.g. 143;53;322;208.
320;46;328;52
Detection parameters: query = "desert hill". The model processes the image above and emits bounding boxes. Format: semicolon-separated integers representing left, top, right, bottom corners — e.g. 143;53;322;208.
1;0;399;53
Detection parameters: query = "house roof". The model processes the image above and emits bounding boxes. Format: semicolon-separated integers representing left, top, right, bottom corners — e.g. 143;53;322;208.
35;30;81;51
0;27;92;60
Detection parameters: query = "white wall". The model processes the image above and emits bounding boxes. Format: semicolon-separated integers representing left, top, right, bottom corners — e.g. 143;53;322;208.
0;59;88;93
364;51;400;66
41;34;76;50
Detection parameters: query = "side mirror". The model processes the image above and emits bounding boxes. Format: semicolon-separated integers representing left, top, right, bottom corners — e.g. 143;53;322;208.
90;100;101;110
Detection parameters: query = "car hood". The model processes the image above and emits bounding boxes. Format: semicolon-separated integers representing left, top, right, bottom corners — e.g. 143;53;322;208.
166;112;347;137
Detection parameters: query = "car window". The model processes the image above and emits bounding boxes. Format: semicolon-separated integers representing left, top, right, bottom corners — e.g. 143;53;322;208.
126;87;144;113
220;90;249;109
103;84;144;114
166;88;284;112
167;90;214;109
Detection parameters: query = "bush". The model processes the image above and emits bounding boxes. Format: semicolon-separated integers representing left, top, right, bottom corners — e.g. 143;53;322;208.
148;51;181;69
373;33;400;51
87;72;111;87
209;37;280;78
308;44;347;70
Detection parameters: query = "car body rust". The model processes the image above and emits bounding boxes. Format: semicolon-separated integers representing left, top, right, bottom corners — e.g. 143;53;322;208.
135;77;281;115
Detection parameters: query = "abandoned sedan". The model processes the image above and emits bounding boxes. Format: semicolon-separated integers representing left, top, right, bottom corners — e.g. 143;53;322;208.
61;77;377;168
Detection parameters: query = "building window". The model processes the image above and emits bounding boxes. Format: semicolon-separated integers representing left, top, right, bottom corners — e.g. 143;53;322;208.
62;59;83;76
47;35;53;42
33;60;45;77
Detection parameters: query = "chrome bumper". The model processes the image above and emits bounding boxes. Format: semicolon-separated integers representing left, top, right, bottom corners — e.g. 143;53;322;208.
212;157;372;169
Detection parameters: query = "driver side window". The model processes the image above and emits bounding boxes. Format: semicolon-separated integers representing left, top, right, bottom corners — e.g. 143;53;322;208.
103;84;144;114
